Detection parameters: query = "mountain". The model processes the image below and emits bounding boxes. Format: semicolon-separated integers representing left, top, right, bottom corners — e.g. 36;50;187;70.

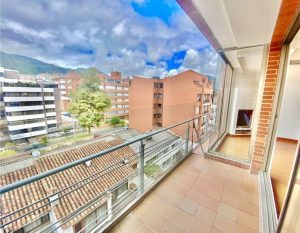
0;51;102;75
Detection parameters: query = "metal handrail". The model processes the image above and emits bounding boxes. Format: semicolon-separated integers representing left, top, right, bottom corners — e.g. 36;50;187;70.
0;116;204;194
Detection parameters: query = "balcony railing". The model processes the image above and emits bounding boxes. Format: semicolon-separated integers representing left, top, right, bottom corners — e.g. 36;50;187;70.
0;117;210;233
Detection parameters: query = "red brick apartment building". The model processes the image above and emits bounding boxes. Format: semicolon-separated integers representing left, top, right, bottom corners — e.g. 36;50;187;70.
129;70;213;134
98;71;130;120
52;72;81;112
52;71;129;119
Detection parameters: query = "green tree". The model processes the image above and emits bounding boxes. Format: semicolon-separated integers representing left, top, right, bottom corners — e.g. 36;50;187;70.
110;116;121;126
80;67;101;91
69;88;111;133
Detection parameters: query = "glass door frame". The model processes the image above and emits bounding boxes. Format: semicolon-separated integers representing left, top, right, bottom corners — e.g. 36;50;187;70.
262;39;300;232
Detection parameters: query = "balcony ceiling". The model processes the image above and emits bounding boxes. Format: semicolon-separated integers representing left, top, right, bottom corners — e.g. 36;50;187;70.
191;0;282;73
192;0;282;49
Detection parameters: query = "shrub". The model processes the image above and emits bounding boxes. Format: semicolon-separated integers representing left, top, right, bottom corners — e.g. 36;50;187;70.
110;116;121;126
0;150;17;158
63;127;72;133
120;119;126;126
144;164;161;178
40;136;48;144
4;142;16;149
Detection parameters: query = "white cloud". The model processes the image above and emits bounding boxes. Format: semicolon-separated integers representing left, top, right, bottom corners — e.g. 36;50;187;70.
1;0;217;77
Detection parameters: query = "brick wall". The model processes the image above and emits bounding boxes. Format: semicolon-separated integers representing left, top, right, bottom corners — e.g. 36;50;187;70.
250;0;300;174
250;43;282;174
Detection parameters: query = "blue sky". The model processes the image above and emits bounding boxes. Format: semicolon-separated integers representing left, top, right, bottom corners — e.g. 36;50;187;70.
0;0;218;77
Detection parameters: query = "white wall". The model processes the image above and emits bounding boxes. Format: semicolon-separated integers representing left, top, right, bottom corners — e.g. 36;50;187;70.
277;65;300;140
228;73;259;134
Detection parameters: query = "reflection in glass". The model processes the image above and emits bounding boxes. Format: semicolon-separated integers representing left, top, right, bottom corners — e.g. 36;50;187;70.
212;46;264;161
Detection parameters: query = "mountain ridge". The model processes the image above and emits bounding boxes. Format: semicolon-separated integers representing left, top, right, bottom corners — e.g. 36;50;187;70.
0;51;103;75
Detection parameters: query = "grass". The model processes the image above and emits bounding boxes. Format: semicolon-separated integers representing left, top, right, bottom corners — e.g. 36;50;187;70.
0;150;17;158
144;164;161;178
40;132;93;154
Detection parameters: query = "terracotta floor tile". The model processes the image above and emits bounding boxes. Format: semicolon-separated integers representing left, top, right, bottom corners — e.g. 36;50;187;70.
205;181;224;200
136;224;155;233
178;198;199;216
143;211;168;233
195;204;216;225
213;214;237;233
197;192;220;212
237;210;259;231
238;199;259;217
217;203;238;221
161;221;187;233
193;177;209;193
240;190;259;205
169;191;185;206
110;154;259;233
169;207;193;229
210;227;223;233
186;217;212;233
117;213;143;233
236;223;258;233
221;191;241;209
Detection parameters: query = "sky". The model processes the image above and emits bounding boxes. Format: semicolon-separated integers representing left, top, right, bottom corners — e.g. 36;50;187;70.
0;0;219;77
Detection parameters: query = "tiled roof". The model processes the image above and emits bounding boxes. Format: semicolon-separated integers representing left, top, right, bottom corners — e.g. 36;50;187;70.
0;136;137;232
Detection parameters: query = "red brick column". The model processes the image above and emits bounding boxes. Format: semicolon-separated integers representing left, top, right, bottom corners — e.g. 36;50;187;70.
250;43;283;174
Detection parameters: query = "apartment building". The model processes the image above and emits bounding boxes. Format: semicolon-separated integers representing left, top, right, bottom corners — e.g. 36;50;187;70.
0;67;61;144
129;70;214;136
99;71;129;119
51;72;81;112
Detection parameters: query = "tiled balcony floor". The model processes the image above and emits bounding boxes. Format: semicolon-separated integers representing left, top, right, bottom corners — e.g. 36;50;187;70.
110;148;260;233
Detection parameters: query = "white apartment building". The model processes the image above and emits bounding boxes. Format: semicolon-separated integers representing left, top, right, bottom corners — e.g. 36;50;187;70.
0;67;61;144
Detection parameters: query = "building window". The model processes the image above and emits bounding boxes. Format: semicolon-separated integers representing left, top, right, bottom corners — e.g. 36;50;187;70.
154;93;162;99
21;214;50;233
74;203;108;233
112;182;128;202
197;94;201;102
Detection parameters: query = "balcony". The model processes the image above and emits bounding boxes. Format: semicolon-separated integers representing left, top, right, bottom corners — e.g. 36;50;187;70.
9;129;47;140
2;86;42;93
0;118;259;233
3;96;43;102
5;105;44;112
6;113;45;122
44;96;55;101
8;121;46;131
110;151;259;233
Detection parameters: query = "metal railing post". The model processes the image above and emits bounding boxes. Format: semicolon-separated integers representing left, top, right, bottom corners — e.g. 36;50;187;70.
139;139;145;195
191;120;194;151
185;123;190;154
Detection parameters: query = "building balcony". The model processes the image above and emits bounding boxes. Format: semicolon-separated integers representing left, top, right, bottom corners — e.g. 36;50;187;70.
110;150;259;233
5;105;44;112
6;113;45;122
44;96;55;101
45;104;56;109
8;121;46;131
43;88;54;93
46;112;56;117
9;129;47;140
0;118;259;233
153;108;162;114
2;86;42;93
154;98;163;104
3;96;43;102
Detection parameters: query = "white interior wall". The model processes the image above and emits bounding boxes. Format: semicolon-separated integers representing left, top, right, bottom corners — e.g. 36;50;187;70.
277;65;300;140
228;73;259;134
